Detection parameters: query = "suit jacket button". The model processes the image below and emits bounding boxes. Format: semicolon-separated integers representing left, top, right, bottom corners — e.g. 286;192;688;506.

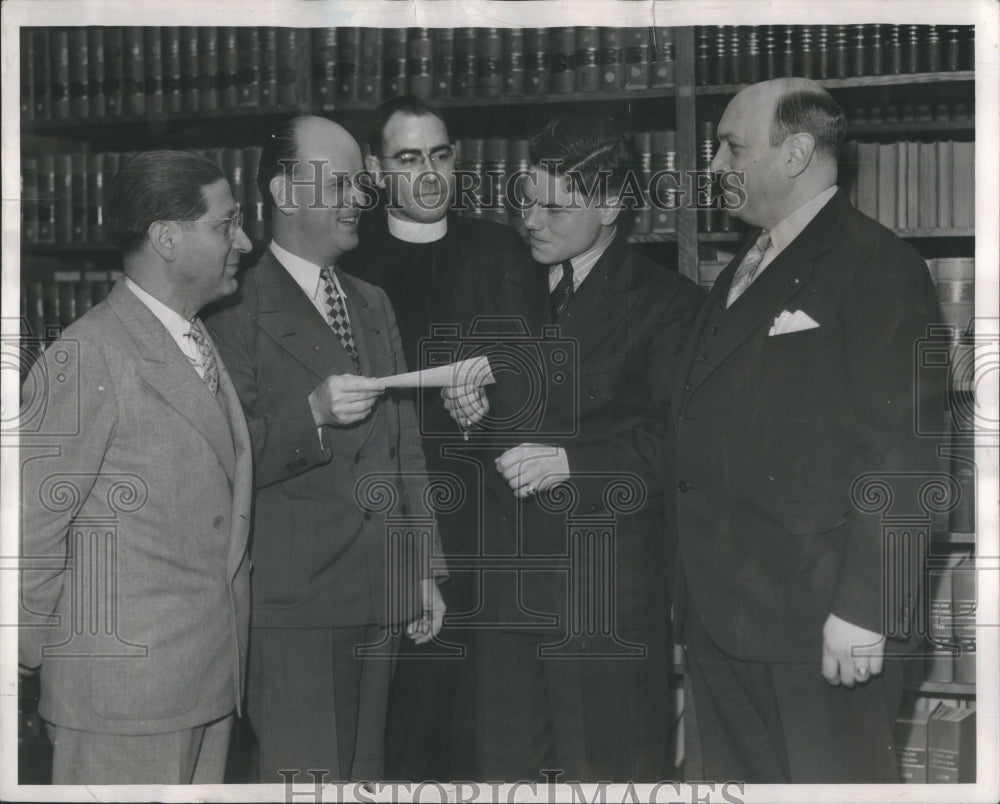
388;446;396;459
684;383;693;393
711;326;720;336
677;481;691;493
212;515;225;529
694;354;706;362
588;387;598;400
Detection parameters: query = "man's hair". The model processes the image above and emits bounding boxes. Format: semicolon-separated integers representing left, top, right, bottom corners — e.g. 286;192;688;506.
367;95;448;157
107;150;224;255
257;116;301;213
528;112;637;199
770;89;847;159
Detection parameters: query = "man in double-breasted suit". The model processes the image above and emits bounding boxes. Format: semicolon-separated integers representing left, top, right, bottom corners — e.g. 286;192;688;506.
673;78;944;782
206;116;445;782
19;151;253;784
444;113;703;781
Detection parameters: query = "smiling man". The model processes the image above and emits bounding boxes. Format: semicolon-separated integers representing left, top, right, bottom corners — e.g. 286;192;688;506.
19;150;253;784
445;113;703;781
206;116;446;782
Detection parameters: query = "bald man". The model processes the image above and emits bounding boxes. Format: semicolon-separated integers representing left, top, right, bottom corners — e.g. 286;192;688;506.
673;79;943;782
206;116;446;782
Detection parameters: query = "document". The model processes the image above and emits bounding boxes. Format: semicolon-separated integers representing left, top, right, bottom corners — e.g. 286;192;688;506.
378;356;494;389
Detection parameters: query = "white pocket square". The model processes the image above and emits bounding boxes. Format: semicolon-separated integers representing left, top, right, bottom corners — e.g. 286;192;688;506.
768;309;821;336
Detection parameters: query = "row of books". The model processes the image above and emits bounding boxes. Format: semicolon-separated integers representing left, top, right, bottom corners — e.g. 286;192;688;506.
21;269;123;344
926;258;975;337
846;141;975;232
696;24;974;85
896;698;975;783
924;548;976;684
20;25;676;121
21;129;681;246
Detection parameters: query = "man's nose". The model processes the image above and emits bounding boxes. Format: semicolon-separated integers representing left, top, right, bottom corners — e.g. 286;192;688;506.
522;203;542;230
232;225;252;254
710;148;726;173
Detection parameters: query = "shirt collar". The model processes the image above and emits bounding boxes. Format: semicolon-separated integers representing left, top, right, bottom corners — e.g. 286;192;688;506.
387;212;449;244
768;185;838;254
123;275;195;340
558;225;616;287
269;240;346;299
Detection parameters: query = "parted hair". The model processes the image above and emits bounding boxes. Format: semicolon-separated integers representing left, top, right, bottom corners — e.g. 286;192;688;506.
107;150;224;255
367;95;448;157
771;89;847;159
528;112;637;199
257;116;301;214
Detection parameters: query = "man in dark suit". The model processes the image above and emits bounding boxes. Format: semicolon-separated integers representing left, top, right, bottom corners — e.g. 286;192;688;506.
673;78;944;782
19;151;253;784
339;96;536;781
444;113;703;781
206;116;446;783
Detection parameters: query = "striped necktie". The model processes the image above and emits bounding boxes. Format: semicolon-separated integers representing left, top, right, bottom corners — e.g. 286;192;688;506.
726;230;772;308
550;260;574;321
186;321;219;395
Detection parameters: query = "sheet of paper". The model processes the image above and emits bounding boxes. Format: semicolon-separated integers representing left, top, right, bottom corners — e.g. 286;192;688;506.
378;356;494;388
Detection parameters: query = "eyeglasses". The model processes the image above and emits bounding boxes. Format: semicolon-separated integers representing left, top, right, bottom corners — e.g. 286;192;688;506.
383;146;455;169
168;208;245;241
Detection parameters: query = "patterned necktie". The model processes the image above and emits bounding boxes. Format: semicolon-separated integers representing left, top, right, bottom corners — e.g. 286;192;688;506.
320;266;361;372
550;260;574;321
186;320;219;395
726;230;772;308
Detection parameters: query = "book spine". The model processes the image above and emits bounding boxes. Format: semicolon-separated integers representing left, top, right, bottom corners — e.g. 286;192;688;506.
876;143;897;229
25;281;47;342
180;26;200;112
719;26;737;85
574;26;600;94
549;27;576;94
53;154;73;245
161;27;181;114
482;138;508;223
713;26;726;84
458;138;485;217
943;27;961;72
76;276;93;318
501;28;524;96
383;27;408;99
814;25;830;79
797;26;814;79
905;141;919;228
952;551;976;683
762;25;777;79
244;146;266;247
917;141;938;229
479;28;503;98
781;25;795;77
50;28;71;119
237;27;260;107
925;25;941;73
87;152;105;244
887;25;903;74
505;139;530;227
631;131;652;234
42;279;60;340
895;140;907;229
904;24;921;73
523;28;549;95
408;28;433;99
199;27;219;111
651;130;677;234
69;28;89;118
894;706;931;783
870;24;885;75
70;152;88;244
259;27;278;107
744;26;761;83
144;27;164;115
851;24;866;77
312;28;338;111
123;26;146;117
454;27;478;97
358;28;383;104
218;27;239;110
651;26;674;87
936;141;953;229
598;28;625;93
32;29;51;119
951;141;974;228
432;28;454;99
697;121;716;232
223;148;244;224
57;275;77;329
22;157;38;244
832;25;848;78
104;26;123;117
21;28;34;121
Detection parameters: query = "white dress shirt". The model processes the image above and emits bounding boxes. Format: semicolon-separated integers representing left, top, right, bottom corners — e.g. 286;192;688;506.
387;212;448;244
269;240;353;328
756;184;839;274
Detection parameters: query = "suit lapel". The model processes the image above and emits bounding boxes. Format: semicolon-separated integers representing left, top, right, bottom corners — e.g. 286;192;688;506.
689;191;846;392
336;271;385;450
216;359;252;578
251;251;357;380
107;282;237;482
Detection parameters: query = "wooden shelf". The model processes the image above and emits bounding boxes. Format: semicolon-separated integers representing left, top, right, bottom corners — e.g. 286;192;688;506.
913;680;976;695
697;71;975;95
628;232;677;244
896;228;975;238
847;119;974;137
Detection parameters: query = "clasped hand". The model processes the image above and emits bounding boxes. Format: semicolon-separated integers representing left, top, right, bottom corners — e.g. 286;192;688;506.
309;374;386;426
821;613;886;688
495;443;570;498
441;382;489;429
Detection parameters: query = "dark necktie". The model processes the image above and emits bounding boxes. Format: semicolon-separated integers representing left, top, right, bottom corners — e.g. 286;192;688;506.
550;260;574;321
320;266;361;372
186;320;219;395
726;230;772;308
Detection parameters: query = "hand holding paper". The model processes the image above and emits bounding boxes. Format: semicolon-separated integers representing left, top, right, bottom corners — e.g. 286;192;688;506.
379;356;494;389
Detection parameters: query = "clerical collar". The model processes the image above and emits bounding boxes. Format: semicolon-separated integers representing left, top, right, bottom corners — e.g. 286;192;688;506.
387;212;449;244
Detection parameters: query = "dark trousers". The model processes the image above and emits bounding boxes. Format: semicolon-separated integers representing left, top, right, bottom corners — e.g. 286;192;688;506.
384;571;475;781
248;625;396;783
47;714;233;784
684;603;904;783
461;626;673;782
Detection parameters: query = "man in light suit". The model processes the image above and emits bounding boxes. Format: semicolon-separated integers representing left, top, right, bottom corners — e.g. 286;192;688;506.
445;113;703;781
673;78;944;782
19;150;253;784
206;116;446;783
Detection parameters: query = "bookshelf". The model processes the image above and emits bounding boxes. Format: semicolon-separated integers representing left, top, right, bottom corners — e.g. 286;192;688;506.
17;23;979;783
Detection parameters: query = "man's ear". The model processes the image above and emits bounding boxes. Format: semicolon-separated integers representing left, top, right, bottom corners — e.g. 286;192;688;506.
269;174;292;215
784;133;815;178
599;196;624;226
146;220;178;262
365;155;385;188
